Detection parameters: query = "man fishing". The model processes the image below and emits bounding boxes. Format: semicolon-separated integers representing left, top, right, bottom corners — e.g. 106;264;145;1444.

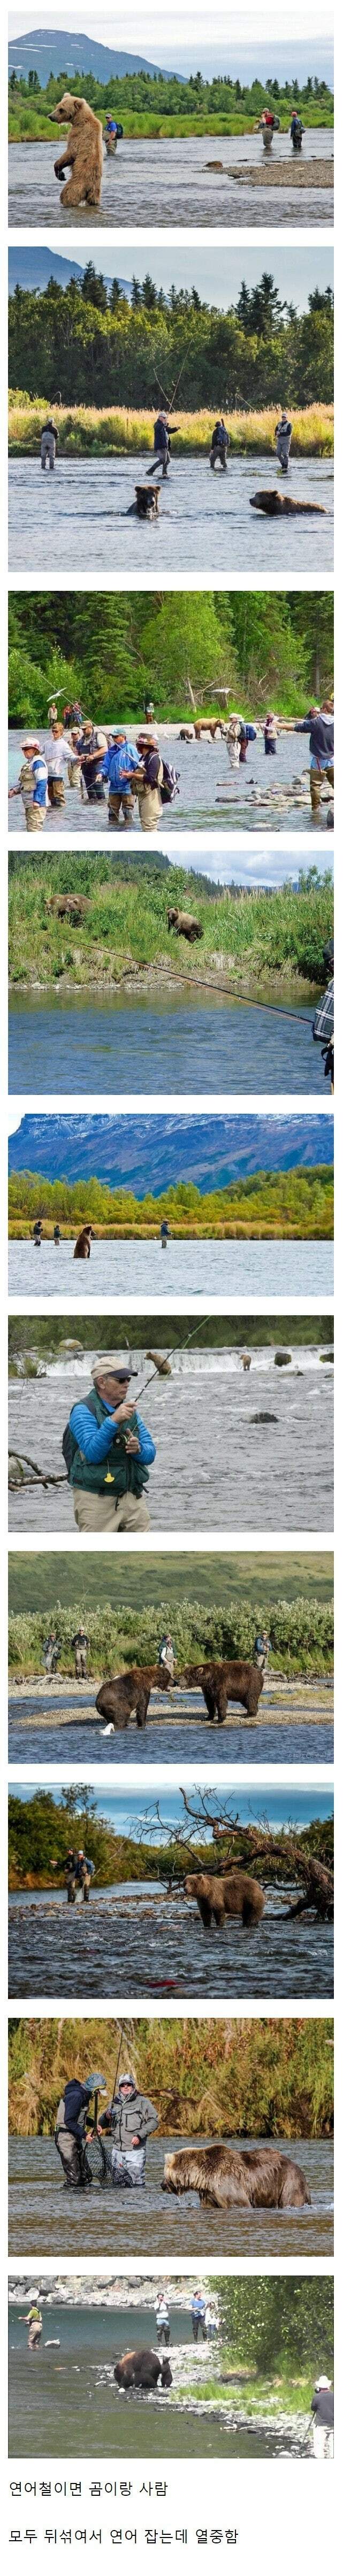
290;112;304;149
153;412;179;475
310;2377;333;2459
98;2068;158;2188
20;2302;42;2351
9;739;48;833
158;1632;176;1677
275;412;293;471
161;1218;171;1248
41;418;58;471
210;419;230;471
42;1631;61;1677
190;2287;207;2341
65;1847;95;1902
64;1351;156;1534
101;730;143;826
55;2072;107;2188
254;1629;270;1672
294;701;334;814
72;1625;89;1678
74;718;108;803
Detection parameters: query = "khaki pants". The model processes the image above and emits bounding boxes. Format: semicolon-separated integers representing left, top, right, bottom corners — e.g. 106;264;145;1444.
25;801;44;832
310;762;334;813
138;785;163;833
67;759;81;788
312;2423;333;2459
75;1644;87;1677
109;791;135;824
48;778;65;806
72;1485;151;1532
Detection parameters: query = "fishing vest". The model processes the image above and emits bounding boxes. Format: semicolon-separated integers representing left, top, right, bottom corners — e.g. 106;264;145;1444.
67;1387;149;1498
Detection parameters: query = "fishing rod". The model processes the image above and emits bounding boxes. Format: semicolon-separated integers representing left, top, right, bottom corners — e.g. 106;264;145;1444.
146;358;188;473
151;962;315;1025
110;2023;125;2109
135;1314;214;1406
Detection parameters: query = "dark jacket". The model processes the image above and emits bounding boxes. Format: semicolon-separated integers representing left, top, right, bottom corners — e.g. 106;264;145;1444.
60;2079;90;2139
311;2388;333;2429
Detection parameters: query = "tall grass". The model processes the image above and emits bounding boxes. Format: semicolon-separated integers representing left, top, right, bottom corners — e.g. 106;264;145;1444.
9;396;334;459
8;2014;333;2138
8;854;334;991
8;1587;334;1680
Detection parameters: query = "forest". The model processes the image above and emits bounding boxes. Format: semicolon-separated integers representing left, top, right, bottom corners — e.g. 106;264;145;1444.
8;591;334;724
9;271;334;413
8;1312;334;1359
8;2013;333;2138
8;1785;333;1891
7;1166;334;1241
8;70;334;143
7;1585;334;1680
216;2276;333;2388
7;853;334;994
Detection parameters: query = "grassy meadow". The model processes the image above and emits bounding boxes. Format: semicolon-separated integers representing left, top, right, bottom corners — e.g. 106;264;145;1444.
7;855;334;993
8;2014;333;2138
9;396;333;459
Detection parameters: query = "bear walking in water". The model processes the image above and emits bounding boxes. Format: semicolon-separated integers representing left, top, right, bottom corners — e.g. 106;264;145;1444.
180;1659;264;1721
184;1870;265;1928
162;2143;310;2209
49;95;103;208
114;2348;172;2391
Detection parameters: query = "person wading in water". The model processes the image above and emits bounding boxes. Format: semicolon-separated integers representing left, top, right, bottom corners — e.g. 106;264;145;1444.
64;1351;156;1534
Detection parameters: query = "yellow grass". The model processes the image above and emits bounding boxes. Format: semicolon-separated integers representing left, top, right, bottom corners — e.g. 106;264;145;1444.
8;395;334;458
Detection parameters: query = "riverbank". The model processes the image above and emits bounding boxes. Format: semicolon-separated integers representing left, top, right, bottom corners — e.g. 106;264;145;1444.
9;400;333;460
232;158;333;189
8;2011;333;2137
8;109;334;143
8;858;334;991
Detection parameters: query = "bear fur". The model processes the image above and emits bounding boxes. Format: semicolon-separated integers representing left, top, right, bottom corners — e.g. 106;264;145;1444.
49;95;103;207
114;2348;172;2390
44;894;92;921
73;1225;94;1260
162;2143;310;2209
184;1870;265;1928
95;1663;173;1730
181;1660;264;1721
167;907;203;942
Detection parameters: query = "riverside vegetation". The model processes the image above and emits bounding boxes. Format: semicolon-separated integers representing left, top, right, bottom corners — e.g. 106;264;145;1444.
8;271;333;419
8;70;334;144
8;1168;334;1244
8;2014;333;2138
7;857;334;996
8;1587;334;1683
8;1786;333;1891
9;591;333;729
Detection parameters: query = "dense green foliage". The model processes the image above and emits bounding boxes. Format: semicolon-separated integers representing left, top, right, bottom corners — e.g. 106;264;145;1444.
8;2013;334;2137
8;1587;334;1679
8;1548;333;1616
217;2276;333;2374
9;272;334;409
8;1785;333;1890
8;1166;334;1241
8;65;333;146
8;591;333;724
7;854;334;993
9;1312;334;1357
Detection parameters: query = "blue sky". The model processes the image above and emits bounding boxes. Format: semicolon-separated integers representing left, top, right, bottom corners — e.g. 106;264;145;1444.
8;1112;333;1193
9;11;334;87
12;1785;333;1838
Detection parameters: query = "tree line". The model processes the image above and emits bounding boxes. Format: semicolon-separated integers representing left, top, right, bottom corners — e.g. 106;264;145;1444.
8;590;334;724
9;273;333;407
8;1167;333;1239
8;70;333;118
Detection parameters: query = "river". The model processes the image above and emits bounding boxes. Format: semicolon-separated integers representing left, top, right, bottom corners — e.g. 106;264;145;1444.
8;2299;304;2458
8;2132;333;2261
7;1241;334;1299
8;1876;333;2002
7;1349;334;1534
8;455;333;579
7;1680;334;1769
7;983;330;1098
7;726;325;834
8;130;333;229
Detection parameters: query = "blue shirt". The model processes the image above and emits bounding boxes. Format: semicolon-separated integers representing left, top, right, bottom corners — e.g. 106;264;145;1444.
102;742;141;793
31;755;48;806
69;1393;156;1468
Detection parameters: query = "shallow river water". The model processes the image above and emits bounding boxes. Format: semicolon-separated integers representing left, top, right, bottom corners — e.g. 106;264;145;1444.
7;1349;334;1534
8;1875;333;2001
9;2132;333;2260
8;130;333;229
8;2300;302;2458
8;1240;334;1300
8;726;323;834
7;1680;334;1769
8;455;333;580
7;983;329;1098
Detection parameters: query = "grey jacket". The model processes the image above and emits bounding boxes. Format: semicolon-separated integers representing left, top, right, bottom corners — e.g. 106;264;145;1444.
101;2087;158;2147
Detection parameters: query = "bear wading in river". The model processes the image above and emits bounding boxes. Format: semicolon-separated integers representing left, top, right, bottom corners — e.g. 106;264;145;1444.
180;1659;264;1721
162;2143;310;2208
184;1869;265;1927
49;94;103;207
114;2348;172;2390
95;1664;173;1729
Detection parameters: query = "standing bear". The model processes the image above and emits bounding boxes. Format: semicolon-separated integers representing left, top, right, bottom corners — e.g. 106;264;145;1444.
184;1870;265;1928
49;95;103;207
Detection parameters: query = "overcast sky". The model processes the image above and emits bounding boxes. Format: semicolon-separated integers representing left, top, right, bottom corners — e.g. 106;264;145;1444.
9;7;334;82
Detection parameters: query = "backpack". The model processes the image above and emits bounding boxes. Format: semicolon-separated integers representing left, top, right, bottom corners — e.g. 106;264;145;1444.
160;761;180;806
62;1421;77;1478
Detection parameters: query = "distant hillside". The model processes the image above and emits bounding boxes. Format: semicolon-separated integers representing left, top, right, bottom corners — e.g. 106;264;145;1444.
8;248;130;296
8;29;177;85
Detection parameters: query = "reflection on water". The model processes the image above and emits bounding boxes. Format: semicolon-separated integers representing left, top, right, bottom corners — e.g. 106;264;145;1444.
9;2132;333;2261
7;1239;334;1299
8;724;322;834
9;2301;301;2458
8;130;333;229
8;1706;334;1767
9;456;333;579
8;984;327;1098
8;1359;334;1533
9;1875;333;2000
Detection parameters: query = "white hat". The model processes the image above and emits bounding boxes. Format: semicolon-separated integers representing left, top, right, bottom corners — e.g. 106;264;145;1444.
91;1353;138;1379
315;2376;331;2389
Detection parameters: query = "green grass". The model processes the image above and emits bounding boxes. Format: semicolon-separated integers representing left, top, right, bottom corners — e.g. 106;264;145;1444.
9;106;334;143
7;1549;333;1616
8;853;334;992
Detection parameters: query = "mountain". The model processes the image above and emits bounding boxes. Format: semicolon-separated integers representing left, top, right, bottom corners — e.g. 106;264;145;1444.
8;1114;332;1197
8;29;179;86
8;247;131;295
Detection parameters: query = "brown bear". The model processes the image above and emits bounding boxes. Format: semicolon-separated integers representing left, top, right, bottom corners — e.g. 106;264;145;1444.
44;894;92;922
114;2349;172;2390
180;1660;264;1721
184;1870;265;1928
95;1664;173;1730
167;907;203;942
73;1225;94;1260
162;2143;310;2209
49;95;103;208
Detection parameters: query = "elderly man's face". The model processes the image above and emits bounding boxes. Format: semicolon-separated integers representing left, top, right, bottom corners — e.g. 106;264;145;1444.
95;1371;131;1407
